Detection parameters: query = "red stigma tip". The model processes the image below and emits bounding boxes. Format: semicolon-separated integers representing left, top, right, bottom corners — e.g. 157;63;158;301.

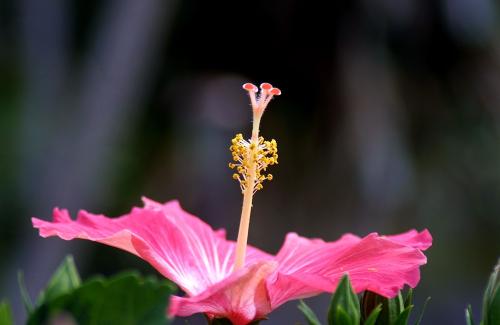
242;83;258;92
260;83;273;90
270;88;281;96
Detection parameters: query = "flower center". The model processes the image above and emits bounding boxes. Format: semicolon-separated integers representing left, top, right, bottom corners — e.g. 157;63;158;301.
231;82;281;271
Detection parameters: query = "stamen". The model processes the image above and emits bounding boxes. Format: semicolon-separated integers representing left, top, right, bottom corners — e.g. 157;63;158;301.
229;135;278;194
231;82;281;271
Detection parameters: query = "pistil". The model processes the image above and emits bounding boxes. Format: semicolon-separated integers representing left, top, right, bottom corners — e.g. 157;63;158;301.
231;82;281;271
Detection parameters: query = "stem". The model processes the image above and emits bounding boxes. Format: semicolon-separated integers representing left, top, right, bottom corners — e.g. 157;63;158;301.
233;113;261;271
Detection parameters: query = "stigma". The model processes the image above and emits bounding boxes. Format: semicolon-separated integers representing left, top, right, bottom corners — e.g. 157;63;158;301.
242;82;281;119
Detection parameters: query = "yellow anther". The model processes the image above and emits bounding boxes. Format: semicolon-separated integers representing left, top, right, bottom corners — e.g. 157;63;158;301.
228;133;278;193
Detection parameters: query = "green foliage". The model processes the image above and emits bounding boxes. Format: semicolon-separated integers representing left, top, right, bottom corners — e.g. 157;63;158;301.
17;271;33;313
328;275;360;325
414;297;431;325
403;289;413;310
25;255;175;325
0;300;14;325
298;300;322;325
467;259;500;325
382;292;405;324
393;306;413;325
361;288;429;325
481;260;500;325
293;275;431;325
361;291;398;324
36;255;81;303
465;305;475;325
363;305;382;325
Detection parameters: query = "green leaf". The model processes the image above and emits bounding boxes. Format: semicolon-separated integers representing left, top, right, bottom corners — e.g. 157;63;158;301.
361;290;423;325
0;300;14;325
361;291;399;325
404;289;413;309
334;306;353;325
382;296;398;324
361;291;383;322
381;292;404;324
28;271;176;325
298;300;322;325
465;305;475;325
482;260;500;325
328;275;360;325
363;304;381;325
414;297;431;325
485;288;500;325
37;255;81;304
393;305;413;325
17;271;33;313
396;292;405;314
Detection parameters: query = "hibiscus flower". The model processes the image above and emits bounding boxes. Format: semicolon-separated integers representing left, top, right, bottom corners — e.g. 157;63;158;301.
32;198;431;325
32;82;432;324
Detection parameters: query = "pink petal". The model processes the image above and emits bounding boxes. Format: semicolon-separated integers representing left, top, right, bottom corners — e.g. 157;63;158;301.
382;229;432;251
32;198;272;296
320;233;427;296
268;233;359;308
169;261;277;325
269;231;429;308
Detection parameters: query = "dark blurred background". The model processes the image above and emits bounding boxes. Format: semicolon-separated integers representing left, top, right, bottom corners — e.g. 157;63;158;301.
1;0;499;324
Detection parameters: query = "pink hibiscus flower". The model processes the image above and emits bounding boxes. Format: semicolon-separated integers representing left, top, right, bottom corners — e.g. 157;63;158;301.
33;82;432;324
32;197;432;325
